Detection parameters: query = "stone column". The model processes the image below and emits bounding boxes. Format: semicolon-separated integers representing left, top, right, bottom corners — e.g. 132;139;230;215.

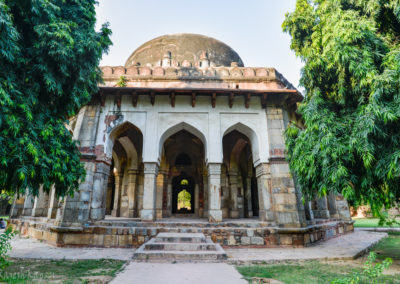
207;163;223;222
47;186;59;219
10;195;25;218
137;170;144;212
140;162;158;221
155;171;165;219
255;163;274;222
246;177;253;217
327;193;339;219
166;182;172;215
314;196;330;219
304;200;314;221
22;192;34;216
335;195;352;221
203;172;208;218
194;184;199;216
264;105;306;227
228;171;239;218
32;186;49;217
111;172;123;217
127;169;138;218
90;162;110;221
55;161;96;226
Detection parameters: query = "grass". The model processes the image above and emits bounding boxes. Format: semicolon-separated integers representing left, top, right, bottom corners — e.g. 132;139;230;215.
0;259;126;283
237;233;400;284
373;233;400;260
353;218;400;228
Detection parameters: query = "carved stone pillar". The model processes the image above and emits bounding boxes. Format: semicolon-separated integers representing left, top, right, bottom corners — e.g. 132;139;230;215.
112;172;123;217
246;177;253;217
137;170;144;212
255;163;274;222
194;184;199;216
32;186;49;217
202;172;208;218
207;163;223;222
47;186;59;219
228;170;239;219
166;182;172;215
127;169;138;218
155;170;165;219
140;162;158;221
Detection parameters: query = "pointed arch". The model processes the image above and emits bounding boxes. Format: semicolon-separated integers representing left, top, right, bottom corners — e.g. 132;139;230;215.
118;136;138;170
106;121;143;159
223;122;260;166
158;122;207;160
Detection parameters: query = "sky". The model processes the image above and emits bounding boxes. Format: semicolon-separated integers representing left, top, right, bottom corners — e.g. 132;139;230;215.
95;0;303;89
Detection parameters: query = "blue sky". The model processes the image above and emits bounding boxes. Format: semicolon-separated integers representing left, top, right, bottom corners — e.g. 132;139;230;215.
96;0;303;88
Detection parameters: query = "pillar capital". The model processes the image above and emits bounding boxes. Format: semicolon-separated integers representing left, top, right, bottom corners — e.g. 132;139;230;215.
143;162;159;175
207;163;222;175
127;169;138;175
255;163;270;178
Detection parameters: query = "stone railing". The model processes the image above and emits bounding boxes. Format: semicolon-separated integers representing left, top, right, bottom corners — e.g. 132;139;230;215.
100;66;296;90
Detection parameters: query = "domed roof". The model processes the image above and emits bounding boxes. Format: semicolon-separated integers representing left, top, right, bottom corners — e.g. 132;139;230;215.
125;33;244;68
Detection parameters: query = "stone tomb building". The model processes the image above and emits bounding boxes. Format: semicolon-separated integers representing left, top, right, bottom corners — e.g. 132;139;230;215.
10;34;353;247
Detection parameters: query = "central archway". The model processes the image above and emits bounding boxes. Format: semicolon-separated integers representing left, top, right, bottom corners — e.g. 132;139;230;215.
158;129;206;218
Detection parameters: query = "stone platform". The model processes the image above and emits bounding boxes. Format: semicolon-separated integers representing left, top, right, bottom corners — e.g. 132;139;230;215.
9;216;354;248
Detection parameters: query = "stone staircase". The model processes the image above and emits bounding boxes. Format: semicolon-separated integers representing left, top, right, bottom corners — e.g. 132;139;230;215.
133;232;227;262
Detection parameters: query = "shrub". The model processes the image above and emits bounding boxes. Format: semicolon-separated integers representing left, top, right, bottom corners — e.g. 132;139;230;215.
0;227;15;271
332;252;392;284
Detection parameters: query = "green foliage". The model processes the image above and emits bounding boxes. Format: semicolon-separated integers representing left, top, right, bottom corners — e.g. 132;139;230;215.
116;76;127;87
332;252;392;284
0;1;112;198
0;227;15;271
283;0;400;219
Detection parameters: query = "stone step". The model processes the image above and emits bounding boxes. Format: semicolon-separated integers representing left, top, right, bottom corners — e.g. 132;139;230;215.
133;250;227;262
133;232;228;262
144;241;217;251
154;232;207;243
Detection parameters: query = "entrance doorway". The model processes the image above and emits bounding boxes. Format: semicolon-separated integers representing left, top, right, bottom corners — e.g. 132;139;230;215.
172;173;195;214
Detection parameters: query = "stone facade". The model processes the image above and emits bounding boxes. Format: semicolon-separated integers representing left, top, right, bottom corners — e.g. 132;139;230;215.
9;34;353;247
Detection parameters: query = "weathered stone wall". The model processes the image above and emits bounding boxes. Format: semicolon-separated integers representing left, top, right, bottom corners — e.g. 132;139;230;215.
10;217;354;248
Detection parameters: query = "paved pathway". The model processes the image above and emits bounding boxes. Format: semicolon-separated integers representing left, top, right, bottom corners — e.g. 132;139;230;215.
226;230;387;264
110;262;247;284
9;237;134;260
8;230;386;263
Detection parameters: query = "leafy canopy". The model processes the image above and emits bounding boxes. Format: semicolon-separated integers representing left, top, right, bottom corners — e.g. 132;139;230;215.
0;0;111;198
283;0;400;218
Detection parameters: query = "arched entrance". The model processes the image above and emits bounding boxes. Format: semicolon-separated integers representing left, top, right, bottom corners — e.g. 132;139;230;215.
159;129;206;218
222;129;259;219
106;122;143;218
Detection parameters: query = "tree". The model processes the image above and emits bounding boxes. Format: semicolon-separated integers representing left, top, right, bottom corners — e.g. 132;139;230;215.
0;0;111;198
283;0;400;219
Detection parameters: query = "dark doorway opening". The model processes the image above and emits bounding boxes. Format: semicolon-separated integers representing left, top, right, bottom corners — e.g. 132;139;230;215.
172;173;195;214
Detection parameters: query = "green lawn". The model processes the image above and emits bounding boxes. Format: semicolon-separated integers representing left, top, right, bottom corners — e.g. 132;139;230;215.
237;233;400;284
353;218;400;228
0;259;126;283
